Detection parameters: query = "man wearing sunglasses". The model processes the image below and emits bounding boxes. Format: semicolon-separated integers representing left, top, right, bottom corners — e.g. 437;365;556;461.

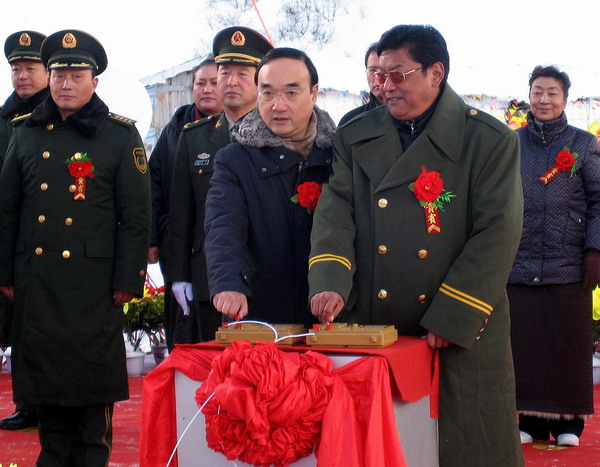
309;25;524;467
204;47;336;326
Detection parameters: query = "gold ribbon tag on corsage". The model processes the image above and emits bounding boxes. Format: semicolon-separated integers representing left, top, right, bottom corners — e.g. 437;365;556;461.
409;166;455;234
540;146;578;184
65;152;94;200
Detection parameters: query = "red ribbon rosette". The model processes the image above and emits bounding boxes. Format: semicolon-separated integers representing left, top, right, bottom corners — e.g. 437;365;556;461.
65;152;95;200
410;166;455;234
291;181;322;213
196;340;339;467
539;146;578;184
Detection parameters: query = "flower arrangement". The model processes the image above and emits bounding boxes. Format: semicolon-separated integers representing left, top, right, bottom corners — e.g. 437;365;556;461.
504;99;529;130
291;181;322;213
593;287;600;354
123;277;165;351
588;121;600;144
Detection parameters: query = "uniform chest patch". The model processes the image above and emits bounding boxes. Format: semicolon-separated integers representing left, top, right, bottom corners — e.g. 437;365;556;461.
133;147;147;174
194;160;210;166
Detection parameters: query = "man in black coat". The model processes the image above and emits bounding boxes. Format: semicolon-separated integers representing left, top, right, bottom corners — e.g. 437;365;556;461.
204;48;335;325
148;55;222;351
0;29;49;432
168;27;272;340
338;42;383;126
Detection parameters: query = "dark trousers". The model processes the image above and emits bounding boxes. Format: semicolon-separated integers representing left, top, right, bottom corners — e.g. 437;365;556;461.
519;413;584;440
37;403;114;467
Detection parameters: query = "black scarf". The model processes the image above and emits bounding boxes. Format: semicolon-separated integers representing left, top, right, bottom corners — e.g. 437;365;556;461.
0;87;50;120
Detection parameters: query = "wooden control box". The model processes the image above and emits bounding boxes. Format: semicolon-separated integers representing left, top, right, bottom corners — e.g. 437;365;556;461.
305;323;398;348
215;323;307;346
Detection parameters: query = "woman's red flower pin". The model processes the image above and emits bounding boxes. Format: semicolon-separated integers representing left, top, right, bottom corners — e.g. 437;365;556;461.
409;166;455;234
539;146;578;184
65;152;95;200
291;181;322;214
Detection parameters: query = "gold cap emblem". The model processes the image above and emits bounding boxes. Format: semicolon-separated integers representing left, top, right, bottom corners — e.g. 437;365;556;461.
19;33;32;47
62;33;77;49
231;31;246;46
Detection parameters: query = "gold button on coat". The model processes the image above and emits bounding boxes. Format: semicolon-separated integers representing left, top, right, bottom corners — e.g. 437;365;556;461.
377;289;388;299
35;247;43;255
198;169;203;174
469;109;478;116
418;294;427;303
69;185;76;192
418;249;428;259
377;245;388;254
378;198;388;208
65;218;73;226
40;183;48;190
139;269;146;277
38;215;46;223
62;250;70;259
42;151;50;159
46;123;54;130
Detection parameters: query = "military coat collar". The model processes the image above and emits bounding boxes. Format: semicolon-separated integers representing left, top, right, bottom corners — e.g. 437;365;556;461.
25;92;109;138
1;88;50;120
344;85;466;193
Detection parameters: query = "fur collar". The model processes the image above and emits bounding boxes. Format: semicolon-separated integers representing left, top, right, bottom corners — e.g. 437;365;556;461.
231;106;336;149
26;93;109;138
1;88;50;120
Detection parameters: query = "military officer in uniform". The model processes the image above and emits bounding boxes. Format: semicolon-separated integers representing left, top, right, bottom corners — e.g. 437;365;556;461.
0;30;49;431
0;29;150;466
309;25;524;466
148;54;222;351
168;26;272;341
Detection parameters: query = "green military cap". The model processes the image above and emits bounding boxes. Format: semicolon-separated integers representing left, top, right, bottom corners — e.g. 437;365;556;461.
4;30;46;63
212;26;273;66
41;29;108;75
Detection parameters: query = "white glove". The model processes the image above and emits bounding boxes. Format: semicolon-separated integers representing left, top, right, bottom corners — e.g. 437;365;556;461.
172;282;193;316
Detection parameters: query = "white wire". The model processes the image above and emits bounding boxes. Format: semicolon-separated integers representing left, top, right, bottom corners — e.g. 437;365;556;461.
224;320;279;340
225;320;318;344
275;332;315;343
165;391;216;467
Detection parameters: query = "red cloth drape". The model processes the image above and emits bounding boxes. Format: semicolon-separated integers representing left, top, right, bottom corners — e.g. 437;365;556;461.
139;337;437;467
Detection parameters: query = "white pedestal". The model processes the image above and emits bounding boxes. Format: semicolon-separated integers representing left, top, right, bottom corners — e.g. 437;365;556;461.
173;354;438;467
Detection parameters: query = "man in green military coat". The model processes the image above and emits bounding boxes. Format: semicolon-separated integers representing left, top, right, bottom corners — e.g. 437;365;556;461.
0;29;150;466
0;30;49;431
309;25;524;466
168;26;272;340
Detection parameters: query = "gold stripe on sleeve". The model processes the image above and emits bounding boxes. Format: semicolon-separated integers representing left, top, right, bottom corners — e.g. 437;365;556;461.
439;283;493;315
308;254;352;271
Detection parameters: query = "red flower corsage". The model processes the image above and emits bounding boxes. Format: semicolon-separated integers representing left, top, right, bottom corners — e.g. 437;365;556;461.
66;152;94;200
291;181;322;213
539;146;578;184
409;166;455;234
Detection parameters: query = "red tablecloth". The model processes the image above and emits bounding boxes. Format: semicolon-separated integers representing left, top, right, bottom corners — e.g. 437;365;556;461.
139;337;438;467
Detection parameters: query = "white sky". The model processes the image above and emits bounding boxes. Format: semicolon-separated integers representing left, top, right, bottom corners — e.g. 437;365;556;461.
2;0;599;139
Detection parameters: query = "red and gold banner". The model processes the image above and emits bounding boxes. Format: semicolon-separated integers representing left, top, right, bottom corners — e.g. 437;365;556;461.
425;203;441;234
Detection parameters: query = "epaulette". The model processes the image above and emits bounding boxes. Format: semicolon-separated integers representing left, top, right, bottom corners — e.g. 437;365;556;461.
108;112;136;126
182;114;217;131
465;106;508;134
10;113;31;125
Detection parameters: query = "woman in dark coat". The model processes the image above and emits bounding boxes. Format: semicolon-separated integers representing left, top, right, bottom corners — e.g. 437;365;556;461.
509;65;600;446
